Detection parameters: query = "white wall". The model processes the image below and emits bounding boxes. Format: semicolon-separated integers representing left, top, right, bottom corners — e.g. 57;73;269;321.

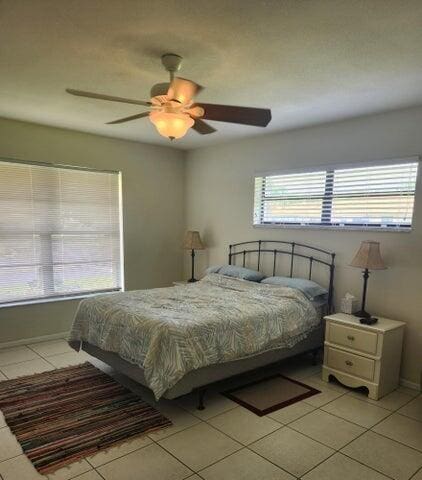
1;107;421;387
185;106;422;387
0;118;185;343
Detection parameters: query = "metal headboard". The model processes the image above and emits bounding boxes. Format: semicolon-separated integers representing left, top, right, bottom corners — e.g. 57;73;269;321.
228;240;336;312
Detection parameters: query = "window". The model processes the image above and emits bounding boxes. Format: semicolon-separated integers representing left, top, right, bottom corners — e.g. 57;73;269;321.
0;159;123;305
254;159;419;230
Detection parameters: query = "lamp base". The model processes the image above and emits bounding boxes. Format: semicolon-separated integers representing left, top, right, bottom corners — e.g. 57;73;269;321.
354;309;371;319
188;278;197;283
359;317;378;325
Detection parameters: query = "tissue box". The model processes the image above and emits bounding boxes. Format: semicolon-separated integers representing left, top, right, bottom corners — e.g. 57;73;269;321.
340;296;359;314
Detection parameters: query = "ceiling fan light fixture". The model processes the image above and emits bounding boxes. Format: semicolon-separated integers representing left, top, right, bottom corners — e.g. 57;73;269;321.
149;111;194;140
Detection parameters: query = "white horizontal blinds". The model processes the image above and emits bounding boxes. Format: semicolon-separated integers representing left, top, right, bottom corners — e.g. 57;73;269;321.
254;160;418;229
254;171;327;225
330;163;418;227
0;160;122;304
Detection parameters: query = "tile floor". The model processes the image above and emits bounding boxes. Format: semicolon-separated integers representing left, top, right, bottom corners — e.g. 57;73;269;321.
0;339;421;480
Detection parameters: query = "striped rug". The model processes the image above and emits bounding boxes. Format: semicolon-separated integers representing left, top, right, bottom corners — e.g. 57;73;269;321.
0;362;171;474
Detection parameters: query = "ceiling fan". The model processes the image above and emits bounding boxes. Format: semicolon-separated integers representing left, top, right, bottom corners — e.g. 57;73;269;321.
66;53;272;140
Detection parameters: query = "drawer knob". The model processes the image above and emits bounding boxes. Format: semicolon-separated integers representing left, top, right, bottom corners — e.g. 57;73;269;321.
347;335;355;341
345;360;353;366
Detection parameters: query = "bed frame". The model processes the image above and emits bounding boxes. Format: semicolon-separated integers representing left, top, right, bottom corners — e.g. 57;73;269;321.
79;239;336;410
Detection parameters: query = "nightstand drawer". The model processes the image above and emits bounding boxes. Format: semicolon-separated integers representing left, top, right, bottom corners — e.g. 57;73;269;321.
326;346;375;381
328;322;378;355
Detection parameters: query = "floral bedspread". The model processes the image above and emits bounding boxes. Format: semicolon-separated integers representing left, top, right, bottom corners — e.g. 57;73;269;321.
69;273;319;399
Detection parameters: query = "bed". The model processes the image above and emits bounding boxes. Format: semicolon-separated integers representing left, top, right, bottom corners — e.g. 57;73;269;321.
69;240;335;408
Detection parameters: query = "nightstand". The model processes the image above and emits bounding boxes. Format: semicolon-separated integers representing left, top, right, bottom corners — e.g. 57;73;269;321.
322;313;405;400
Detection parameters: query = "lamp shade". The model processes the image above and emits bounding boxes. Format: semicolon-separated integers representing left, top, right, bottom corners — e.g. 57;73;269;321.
350;241;386;270
183;231;205;250
150;111;194;140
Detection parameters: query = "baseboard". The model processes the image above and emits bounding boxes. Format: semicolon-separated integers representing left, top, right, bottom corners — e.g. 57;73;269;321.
0;331;70;349
400;377;421;391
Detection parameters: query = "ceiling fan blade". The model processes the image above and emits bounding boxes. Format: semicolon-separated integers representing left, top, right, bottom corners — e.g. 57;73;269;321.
66;89;151;107
196;103;271;127
106;112;150;125
191;118;217;135
167;77;203;104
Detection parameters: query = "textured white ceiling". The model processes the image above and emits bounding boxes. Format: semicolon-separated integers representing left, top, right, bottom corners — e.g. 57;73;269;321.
1;0;422;150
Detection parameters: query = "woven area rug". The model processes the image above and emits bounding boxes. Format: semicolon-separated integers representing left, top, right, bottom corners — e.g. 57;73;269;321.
0;362;171;474
222;373;320;416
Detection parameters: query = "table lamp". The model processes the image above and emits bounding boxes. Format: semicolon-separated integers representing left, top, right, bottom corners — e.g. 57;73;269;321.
350;241;386;321
183;231;205;282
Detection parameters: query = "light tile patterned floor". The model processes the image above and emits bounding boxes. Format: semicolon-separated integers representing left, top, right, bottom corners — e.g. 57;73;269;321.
0;339;421;480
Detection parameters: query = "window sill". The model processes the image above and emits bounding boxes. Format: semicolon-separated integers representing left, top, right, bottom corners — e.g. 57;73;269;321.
0;290;122;309
253;224;412;233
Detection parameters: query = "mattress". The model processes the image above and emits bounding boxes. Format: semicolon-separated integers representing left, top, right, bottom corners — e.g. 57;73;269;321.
69;273;320;399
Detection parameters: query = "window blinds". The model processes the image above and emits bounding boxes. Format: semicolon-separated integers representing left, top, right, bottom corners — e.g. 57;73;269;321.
0;160;122;305
254;160;418;230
